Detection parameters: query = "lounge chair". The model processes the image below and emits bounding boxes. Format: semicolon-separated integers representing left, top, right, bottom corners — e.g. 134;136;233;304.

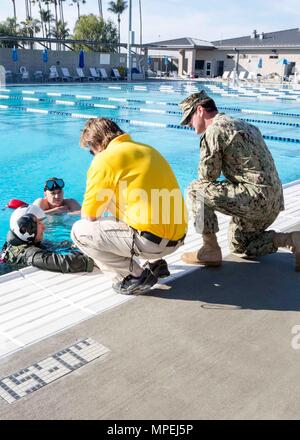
76;68;93;81
222;71;230;80
169;71;179;79
112;68;122;80
292;72;300;87
33;70;44;82
61;67;73;81
4;69;13;82
90;67;101;80
99;68;109;80
147;69;157;78
246;72;257;82
131;68;145;80
19;66;29;81
49;65;60;81
238;71;247;81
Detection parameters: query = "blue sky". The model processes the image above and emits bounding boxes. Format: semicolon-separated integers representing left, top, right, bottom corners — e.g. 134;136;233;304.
0;0;299;43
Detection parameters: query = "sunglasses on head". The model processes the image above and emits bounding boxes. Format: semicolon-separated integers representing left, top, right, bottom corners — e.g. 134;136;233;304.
44;178;65;192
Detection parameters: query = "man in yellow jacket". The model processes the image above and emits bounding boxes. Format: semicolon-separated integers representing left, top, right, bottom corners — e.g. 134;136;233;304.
72;118;187;294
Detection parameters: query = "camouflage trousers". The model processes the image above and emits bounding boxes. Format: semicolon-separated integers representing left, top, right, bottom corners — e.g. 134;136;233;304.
188;179;283;257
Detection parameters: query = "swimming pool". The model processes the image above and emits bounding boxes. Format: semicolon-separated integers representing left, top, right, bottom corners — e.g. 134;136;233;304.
1;80;300;268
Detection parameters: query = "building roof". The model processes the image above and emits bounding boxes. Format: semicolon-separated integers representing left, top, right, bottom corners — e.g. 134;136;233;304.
147;37;215;49
212;28;300;49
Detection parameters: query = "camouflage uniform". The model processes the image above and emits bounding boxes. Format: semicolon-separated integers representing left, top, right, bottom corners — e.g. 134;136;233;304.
186;111;284;257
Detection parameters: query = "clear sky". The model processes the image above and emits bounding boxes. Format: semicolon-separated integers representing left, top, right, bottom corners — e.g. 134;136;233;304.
0;0;299;44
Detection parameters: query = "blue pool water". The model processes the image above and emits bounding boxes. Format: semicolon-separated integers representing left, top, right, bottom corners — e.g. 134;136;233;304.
1;80;300;262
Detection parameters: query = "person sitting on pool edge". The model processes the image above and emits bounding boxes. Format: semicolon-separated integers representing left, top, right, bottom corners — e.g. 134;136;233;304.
33;177;81;215
1;205;94;273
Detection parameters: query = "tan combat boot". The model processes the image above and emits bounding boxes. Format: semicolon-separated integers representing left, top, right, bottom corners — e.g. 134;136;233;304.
273;232;300;272
181;233;222;267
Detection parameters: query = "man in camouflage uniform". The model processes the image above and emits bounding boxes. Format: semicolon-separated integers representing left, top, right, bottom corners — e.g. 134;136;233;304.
179;91;300;271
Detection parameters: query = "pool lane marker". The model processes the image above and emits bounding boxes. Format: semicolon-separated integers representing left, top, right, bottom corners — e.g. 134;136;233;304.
2;93;300;129
0;103;300;142
23;97;40;102
4;88;299;118
2;90;300;122
55;100;75;106
3;83;300;102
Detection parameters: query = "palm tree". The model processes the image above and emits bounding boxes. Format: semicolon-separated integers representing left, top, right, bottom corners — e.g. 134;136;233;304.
41;0;53;45
52;0;59;31
28;0;33;18
31;1;43;28
0;18;19;48
20;17;41;48
58;0;66;23
70;0;87;19
24;0;30;19
50;19;69;39
40;8;54;41
11;0;17;22
138;0;142;54
98;0;103;18
108;0;128;53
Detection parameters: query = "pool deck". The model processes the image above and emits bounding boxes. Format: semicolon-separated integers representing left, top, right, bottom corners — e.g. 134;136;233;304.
0;180;300;419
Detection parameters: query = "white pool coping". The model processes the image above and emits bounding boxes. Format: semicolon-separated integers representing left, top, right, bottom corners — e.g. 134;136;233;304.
1;180;300;361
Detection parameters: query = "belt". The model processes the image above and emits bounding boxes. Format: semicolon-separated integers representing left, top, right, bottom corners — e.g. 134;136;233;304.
140;231;186;247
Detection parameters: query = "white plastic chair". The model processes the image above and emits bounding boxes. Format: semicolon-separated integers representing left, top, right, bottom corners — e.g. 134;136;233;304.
112;68;121;80
61;67;73;81
247;72;257;82
76;68;93;81
99;68;109;80
33;70;44;81
229;71;236;80
222;71;230;80
49;65;60;81
238;71;247;80
20;66;29;81
4;69;13;81
90;67;101;80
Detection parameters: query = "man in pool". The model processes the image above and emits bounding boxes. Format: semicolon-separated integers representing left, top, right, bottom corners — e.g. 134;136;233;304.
33;177;81;214
71;118;187;294
1;205;94;273
179;90;300;271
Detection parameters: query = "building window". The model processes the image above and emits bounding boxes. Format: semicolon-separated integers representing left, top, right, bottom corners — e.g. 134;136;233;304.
100;54;110;65
269;55;279;59
195;60;205;70
227;55;234;59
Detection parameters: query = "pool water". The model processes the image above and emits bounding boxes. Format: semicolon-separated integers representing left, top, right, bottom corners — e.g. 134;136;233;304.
1;80;300;271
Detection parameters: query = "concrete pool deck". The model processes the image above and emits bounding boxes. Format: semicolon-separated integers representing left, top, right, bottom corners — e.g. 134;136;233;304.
0;181;300;419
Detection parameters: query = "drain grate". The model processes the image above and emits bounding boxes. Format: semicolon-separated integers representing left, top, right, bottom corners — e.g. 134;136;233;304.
0;338;109;404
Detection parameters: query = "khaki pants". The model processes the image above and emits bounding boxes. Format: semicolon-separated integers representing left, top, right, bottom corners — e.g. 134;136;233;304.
71;217;183;280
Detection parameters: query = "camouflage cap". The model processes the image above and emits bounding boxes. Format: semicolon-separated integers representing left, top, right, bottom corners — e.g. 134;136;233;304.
179;90;211;125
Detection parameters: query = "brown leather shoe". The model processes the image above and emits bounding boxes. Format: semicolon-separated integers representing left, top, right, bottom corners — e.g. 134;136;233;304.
181;246;222;267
